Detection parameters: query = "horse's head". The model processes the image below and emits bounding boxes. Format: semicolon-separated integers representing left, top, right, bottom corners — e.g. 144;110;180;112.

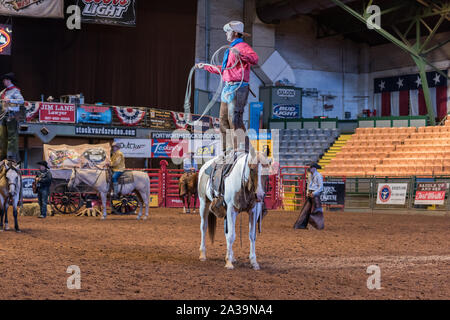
5;161;21;198
68;168;80;189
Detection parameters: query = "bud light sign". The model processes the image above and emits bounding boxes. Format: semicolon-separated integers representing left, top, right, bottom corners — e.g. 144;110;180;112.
272;104;300;119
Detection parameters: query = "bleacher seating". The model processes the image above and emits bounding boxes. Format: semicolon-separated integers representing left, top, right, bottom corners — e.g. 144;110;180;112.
278;128;340;172
322;123;450;177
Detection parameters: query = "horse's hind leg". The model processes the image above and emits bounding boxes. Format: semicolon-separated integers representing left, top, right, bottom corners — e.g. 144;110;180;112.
199;197;208;261
0;206;3;231
249;203;260;270
140;191;150;220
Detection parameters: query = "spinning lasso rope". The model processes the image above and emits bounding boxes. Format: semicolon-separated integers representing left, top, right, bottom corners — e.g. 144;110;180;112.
183;45;245;127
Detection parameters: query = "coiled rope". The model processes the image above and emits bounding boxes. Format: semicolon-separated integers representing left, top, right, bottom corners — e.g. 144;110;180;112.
184;45;245;127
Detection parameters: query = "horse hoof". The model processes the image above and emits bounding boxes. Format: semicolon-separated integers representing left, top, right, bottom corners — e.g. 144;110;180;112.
251;263;260;270
4;225;9;231
199;253;206;261
136;216;141;221
143;216;148;221
225;262;234;270
15;229;21;233
101;216;106;220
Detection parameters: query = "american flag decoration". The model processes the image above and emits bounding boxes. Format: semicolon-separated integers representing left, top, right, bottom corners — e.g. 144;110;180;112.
114;106;146;126
374;70;448;120
171;111;189;130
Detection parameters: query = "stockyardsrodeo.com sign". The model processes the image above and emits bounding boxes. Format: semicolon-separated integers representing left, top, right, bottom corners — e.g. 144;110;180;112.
376;183;408;205
78;0;136;26
75;126;136;137
414;182;448;206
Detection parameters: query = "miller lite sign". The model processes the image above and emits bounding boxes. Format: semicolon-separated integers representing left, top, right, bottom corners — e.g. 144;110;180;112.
78;0;136;26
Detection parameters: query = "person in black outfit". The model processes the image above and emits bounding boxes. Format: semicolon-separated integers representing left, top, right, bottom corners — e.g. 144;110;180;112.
35;161;52;218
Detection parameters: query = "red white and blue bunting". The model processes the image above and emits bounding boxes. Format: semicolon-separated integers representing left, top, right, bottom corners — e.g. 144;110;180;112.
25;101;39;121
171;111;189;130
114;106;146;126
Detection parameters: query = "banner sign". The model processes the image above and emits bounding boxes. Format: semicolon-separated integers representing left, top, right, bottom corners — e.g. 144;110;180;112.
114;139;151;159
75;126;136;137
39;103;76;123
0;24;12;56
149;108;175;130
43;143;111;169
22;176;37;202
377;183;408;205
321;182;345;205
78;0;136;26
77;105;112;124
414;182;448;205
151;139;187;159
0;0;64;18
191;139;221;160
272;104;300;119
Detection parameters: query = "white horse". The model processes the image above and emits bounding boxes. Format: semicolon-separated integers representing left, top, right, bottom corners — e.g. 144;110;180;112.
68;168;151;220
0;160;22;232
197;152;270;270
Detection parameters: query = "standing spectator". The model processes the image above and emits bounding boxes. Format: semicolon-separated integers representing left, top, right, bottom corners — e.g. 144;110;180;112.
36;161;52;219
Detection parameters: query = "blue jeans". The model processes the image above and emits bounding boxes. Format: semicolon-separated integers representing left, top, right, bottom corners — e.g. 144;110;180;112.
38;188;49;217
112;171;124;183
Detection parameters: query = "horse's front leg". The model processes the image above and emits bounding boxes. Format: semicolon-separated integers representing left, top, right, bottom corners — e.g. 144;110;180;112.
100;192;108;220
249;203;261;270
199;198;208;261
225;207;237;270
3;201;9;230
0;204;4;231
192;193;197;214
13;202;20;233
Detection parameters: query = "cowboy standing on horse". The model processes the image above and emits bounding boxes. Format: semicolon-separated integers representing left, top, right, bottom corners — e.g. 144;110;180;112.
179;151;198;198
36;161;53;219
196;21;259;216
110;142;126;197
0;73;24;162
196;21;258;155
294;163;325;230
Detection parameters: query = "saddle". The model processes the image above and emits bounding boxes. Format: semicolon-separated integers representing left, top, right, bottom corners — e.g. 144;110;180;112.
205;152;245;198
117;171;134;185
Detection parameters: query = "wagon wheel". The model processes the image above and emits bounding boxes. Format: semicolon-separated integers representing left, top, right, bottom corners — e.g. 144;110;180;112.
50;184;83;215
111;194;139;215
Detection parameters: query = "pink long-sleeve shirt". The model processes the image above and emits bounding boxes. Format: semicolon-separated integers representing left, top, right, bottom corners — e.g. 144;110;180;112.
204;42;259;83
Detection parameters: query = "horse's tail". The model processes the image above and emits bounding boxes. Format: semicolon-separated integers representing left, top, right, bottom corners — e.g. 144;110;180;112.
208;210;217;244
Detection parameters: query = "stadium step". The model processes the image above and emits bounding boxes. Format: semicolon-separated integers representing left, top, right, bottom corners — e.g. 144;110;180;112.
318;133;353;172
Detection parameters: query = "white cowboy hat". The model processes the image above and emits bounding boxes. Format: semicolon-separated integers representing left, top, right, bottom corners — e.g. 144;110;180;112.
223;21;251;37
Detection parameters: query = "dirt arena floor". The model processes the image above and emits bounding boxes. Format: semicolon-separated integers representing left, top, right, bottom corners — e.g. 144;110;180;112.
0;208;448;300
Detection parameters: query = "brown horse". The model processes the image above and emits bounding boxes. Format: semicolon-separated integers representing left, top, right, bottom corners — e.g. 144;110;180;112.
179;172;198;214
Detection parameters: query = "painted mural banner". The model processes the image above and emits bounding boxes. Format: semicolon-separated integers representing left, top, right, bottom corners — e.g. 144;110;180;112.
43;143;111;169
77;0;136;26
77;105;112;124
414;182;448;205
376;183;408;205
39;103;76;123
272;104;300;119
0;0;64;18
114;139;152;159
